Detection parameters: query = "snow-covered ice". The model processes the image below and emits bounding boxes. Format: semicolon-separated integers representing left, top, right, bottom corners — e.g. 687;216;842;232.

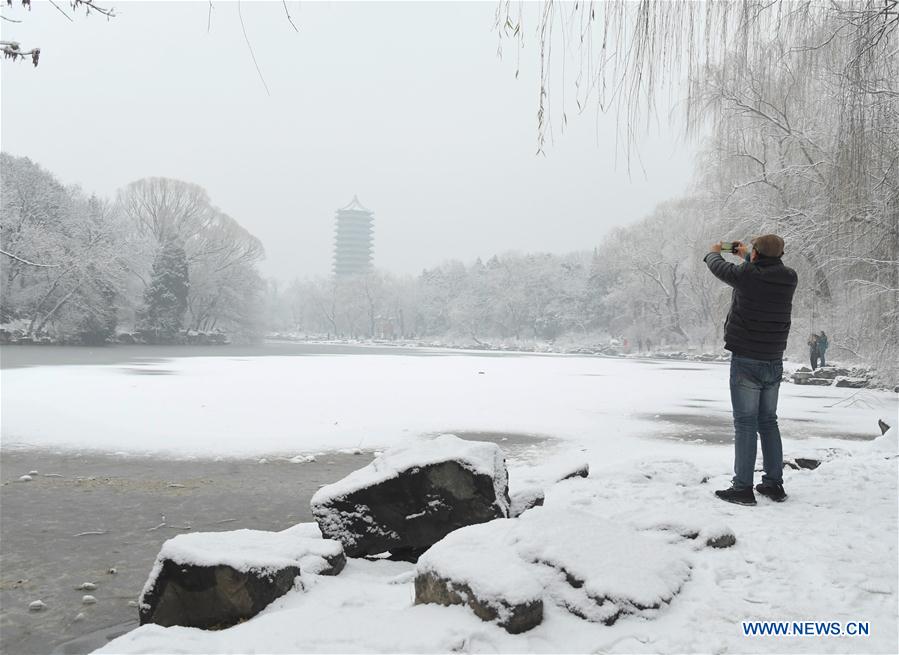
2;353;893;459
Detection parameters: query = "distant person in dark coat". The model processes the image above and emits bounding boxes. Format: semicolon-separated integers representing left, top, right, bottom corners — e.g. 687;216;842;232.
818;331;829;367
808;333;821;370
704;234;798;506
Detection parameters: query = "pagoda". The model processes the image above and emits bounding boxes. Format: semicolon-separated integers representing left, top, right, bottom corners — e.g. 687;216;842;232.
333;195;374;277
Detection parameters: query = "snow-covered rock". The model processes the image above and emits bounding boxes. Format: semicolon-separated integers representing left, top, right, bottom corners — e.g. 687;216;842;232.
139;529;345;629
813;366;851;379
509;487;545;518
28;600;46;611
311;434;509;558
415;519;543;634
871;426;897;455
415;506;692;632
834;376;868;388
508;451;589;518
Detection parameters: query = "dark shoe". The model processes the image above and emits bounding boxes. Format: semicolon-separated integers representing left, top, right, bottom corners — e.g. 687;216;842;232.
756;483;787;502
715;486;756;506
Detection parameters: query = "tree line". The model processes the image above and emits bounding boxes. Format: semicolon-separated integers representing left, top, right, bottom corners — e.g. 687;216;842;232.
271;1;897;380
1;154;265;344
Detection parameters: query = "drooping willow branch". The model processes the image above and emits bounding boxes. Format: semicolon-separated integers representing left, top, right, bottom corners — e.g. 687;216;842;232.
494;0;899;158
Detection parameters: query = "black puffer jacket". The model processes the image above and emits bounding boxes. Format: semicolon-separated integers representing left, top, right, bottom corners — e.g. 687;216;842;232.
704;252;798;361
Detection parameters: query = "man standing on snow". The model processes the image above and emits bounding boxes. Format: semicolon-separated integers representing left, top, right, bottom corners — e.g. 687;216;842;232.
818;331;829;367
808;333;821;370
704;235;798;506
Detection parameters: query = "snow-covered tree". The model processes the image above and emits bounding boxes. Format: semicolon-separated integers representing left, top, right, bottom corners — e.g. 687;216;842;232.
137;240;189;343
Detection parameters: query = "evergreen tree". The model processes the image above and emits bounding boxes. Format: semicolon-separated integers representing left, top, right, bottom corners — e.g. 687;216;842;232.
138;240;189;343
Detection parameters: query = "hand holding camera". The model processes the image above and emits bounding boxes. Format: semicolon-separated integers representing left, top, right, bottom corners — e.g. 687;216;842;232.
718;241;749;258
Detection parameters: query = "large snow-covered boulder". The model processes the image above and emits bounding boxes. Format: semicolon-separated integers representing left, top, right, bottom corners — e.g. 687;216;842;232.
415;506;692;632
415;519;543;634
311;434;510;558
139;529;345;629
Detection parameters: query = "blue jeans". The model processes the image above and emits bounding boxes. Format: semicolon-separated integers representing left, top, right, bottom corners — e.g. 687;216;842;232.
729;355;784;489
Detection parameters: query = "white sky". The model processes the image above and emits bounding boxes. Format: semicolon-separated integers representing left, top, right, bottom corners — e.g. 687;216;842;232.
1;1;697;281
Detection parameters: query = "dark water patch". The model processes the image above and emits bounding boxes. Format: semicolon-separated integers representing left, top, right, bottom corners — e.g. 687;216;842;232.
658;367;706;372
0;342;546;370
641;413;732;429
120;367;176;376
640;412;876;444
0;449;376;655
51;620;137;655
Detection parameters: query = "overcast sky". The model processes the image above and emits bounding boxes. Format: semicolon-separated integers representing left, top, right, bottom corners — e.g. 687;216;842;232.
2;1;696;281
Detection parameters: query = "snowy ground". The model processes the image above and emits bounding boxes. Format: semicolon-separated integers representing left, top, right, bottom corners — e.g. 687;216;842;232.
2;349;897;653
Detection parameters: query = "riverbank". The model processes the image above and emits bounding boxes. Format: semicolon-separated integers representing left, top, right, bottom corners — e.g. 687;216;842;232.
0;431;551;655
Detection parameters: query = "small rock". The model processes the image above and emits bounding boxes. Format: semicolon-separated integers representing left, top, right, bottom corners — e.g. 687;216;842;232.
834;377;868;389
795;457;821;470
73;612;86;622
76;582;97;591
258;458;268;465
29;600;47;611
127;600;139;608
878;419;891;436
107;568;118;575
705;532;737;549
82;595;97;605
18;475;33;482
28;470;39;476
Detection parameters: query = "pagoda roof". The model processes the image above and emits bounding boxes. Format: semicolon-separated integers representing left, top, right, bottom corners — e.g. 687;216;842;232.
338;195;372;214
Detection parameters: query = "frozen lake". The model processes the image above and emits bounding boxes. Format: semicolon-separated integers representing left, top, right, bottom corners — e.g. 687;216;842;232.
1;342;889;459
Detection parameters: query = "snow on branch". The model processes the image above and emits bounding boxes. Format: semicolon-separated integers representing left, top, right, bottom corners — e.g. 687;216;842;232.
1;0;115;67
0;248;60;268
0;40;39;66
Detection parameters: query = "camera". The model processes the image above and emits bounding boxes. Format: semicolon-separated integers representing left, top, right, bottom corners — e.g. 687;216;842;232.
721;241;742;253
